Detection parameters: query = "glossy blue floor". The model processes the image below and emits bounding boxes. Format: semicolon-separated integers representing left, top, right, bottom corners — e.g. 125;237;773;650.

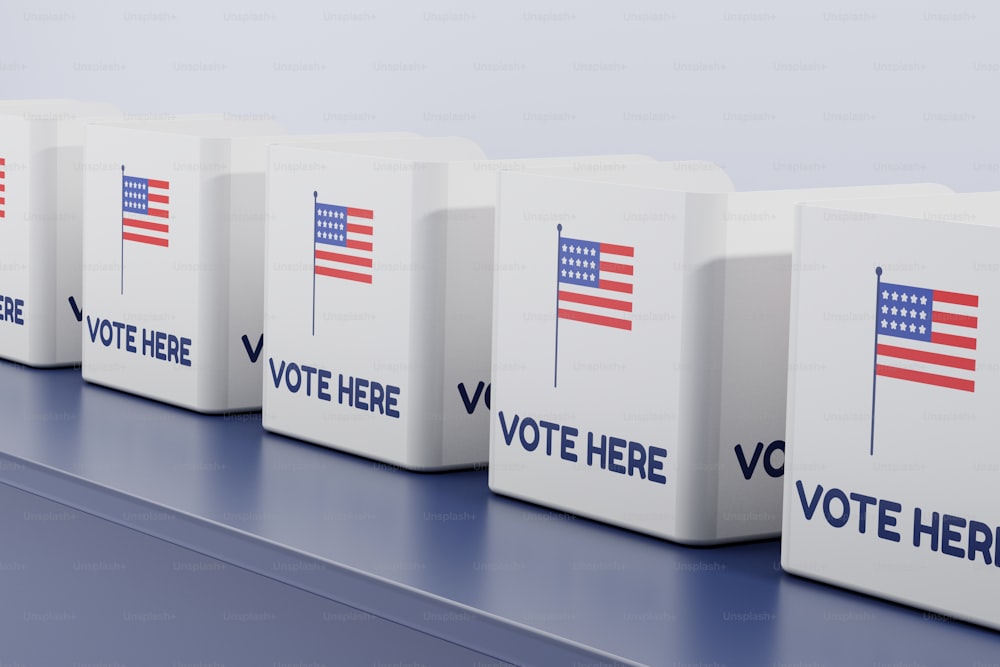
1;360;997;666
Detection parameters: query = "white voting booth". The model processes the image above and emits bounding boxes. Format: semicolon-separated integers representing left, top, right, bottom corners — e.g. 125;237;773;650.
263;140;654;470
489;168;951;544
438;154;656;467
783;191;1000;630
0;99;120;367
82;121;414;412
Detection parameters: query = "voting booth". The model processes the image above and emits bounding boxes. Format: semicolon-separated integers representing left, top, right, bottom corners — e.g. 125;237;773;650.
489;169;951;544
783;192;1000;629
435;154;657;468
0;99;120;367
263;140;656;470
82;121;414;413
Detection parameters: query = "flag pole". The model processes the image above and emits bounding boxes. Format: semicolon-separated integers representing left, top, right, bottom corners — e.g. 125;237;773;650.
870;266;883;456
312;191;318;337
554;224;563;388
120;165;125;295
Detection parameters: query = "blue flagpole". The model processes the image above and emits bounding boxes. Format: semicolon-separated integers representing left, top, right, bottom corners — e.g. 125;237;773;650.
312;191;318;337
870;266;883;456
120;165;125;295
554;224;563;388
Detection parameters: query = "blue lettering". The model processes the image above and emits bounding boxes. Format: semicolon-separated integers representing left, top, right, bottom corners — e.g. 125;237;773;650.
354;377;369;410
86;317;151;352
968;520;993;565
68;296;82;322
142;327;155;356
560;426;578;462
648;446;667;485
83;318;190;363
167;333;179;363
369;381;385;413
385;384;400;418
822;488;850;528
763;440;784;477
268;358;286;388
0;295;25;325
273;363;396;415
941;514;966;558
125;324;137;353
301;365;317;397
458;381;490;415
97;324;194;365
494;414;665;485
338;374;352;406
112;320;126;347
849;493;876;534
608;436;626;474
179;338;192;367
538;420;558;455
734;442;763;481
86;315;100;342
498;411;519;446
285;363;301;393
627;441;645;479
913;508;940;551
519;417;539;452
587;432;606;469
735;440;784;480
877;500;901;542
317;369;332;401
241;334;264;363
100;319;113;347
154;331;167;360
795;480;823;521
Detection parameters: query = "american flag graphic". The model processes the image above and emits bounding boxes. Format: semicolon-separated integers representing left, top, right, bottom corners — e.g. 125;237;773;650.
875;280;978;393
552;225;635;387
0;156;6;219
122;170;170;247
314;195;374;285
311;191;375;335
557;236;634;330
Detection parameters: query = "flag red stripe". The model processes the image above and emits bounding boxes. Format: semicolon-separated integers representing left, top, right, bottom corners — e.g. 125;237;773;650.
0;211;4;219
0;157;5;165
147;207;169;219
315;266;372;283
598;279;633;294
148;193;169;204
347;223;373;235
0;197;4;205
932;310;977;328
0;171;5;179
346;207;374;219
930;331;977;350
558;308;632;330
123;218;169;233
558;290;632;312
315;249;373;268
876;364;974;392
876;343;975;371
0;184;5;192
599;260;633;276
147;179;170;190
933;289;978;307
123;232;169;248
599;242;634;257
346;239;373;252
